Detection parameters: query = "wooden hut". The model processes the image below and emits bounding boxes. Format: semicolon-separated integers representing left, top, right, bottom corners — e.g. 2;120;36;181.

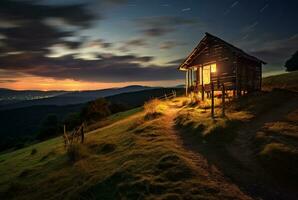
179;33;266;99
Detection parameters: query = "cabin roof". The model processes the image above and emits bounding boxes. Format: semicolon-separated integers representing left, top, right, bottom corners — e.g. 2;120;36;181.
179;32;266;70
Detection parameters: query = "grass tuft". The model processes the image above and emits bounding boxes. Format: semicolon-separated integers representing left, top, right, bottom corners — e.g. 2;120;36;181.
66;144;89;163
144;99;167;120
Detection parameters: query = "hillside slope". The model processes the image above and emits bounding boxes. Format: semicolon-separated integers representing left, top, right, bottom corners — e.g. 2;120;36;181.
0;72;297;200
0;102;251;200
262;71;298;91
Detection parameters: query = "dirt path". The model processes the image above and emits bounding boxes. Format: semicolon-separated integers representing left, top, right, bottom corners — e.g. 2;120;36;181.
164;97;298;200
162;104;253;200
227;96;298;199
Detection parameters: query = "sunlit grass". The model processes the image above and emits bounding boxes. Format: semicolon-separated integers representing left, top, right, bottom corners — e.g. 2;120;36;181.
173;97;252;143
0;104;250;199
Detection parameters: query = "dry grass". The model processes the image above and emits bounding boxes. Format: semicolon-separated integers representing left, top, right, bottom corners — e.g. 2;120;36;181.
66;144;89;163
144;98;168;120
262;71;298;92
254;108;298;183
0;104;250;200
174;102;251;143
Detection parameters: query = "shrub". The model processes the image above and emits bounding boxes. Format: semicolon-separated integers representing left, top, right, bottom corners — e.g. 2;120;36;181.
285;50;298;71
80;98;111;122
144;99;162;114
144;99;164;120
37;114;60;140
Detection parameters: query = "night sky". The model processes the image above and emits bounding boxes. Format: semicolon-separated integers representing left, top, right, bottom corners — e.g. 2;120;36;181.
0;0;297;90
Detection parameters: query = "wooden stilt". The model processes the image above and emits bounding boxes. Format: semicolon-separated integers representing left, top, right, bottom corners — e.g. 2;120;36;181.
201;67;204;101
222;84;225;117
211;83;214;118
185;70;188;96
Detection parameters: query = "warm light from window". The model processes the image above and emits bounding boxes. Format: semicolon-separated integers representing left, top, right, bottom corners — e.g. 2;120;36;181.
211;63;217;73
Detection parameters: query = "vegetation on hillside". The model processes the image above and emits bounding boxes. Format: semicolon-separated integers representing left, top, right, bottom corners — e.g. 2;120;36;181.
0;100;250;200
285;50;298;71
0;73;297;199
262;71;298;92
0;88;183;152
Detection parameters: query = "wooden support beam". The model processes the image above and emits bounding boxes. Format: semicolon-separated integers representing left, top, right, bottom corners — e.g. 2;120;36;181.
222;84;225;117
211;82;214;118
185;70;188;96
201;67;204;101
190;69;193;87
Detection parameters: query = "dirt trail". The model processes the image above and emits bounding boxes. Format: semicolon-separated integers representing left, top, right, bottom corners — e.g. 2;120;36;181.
162;104;253;200
226;96;298;200
164;97;298;200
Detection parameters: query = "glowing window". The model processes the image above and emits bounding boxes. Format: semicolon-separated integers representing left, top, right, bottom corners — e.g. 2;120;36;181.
203;67;210;84
211;63;217;73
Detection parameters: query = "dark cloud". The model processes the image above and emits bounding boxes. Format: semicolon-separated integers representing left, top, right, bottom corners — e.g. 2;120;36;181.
136;16;198;37
0;0;96;55
0;52;181;82
0;21;72;54
0;0;95;28
250;34;298;69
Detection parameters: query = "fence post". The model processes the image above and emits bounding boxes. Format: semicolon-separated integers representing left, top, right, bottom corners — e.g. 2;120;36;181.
63;124;69;147
80;124;84;144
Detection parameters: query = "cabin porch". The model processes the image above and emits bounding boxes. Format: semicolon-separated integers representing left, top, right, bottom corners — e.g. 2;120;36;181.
184;63;237;101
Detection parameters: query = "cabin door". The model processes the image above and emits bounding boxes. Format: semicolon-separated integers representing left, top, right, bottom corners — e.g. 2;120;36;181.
199;65;211;85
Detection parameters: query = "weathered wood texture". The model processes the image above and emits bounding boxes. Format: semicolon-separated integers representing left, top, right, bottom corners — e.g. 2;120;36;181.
179;33;265;96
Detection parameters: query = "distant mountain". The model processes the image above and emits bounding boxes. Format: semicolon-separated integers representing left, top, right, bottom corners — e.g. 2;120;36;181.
0;85;155;110
0;87;183;151
0;89;67;105
107;88;184;108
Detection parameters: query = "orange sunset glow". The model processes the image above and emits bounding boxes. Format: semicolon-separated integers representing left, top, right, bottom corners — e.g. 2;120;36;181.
0;76;182;91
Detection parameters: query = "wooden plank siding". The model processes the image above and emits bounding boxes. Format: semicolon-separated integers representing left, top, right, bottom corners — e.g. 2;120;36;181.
179;32;265;97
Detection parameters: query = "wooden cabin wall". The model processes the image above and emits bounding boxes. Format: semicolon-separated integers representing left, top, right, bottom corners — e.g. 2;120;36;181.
190;38;237;89
185;37;262;94
236;58;262;93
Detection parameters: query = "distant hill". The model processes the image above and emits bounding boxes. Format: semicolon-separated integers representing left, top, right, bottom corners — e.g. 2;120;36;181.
107;88;184;108
0;85;154;110
0;73;297;199
0;87;182;151
0;89;67;106
262;71;298;92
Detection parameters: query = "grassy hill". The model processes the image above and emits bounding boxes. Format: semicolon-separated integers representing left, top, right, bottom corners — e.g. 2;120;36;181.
0;102;249;200
0;72;297;200
262;71;298;91
0;88;183;151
